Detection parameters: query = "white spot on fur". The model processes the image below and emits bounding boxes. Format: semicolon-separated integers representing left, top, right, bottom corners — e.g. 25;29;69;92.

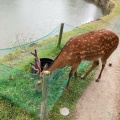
80;51;86;54
102;51;104;54
64;52;67;54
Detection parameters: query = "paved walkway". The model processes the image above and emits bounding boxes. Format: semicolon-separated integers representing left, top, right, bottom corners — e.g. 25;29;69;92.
74;16;120;120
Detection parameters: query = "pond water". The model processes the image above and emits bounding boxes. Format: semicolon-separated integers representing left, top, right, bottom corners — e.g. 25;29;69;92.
0;0;103;49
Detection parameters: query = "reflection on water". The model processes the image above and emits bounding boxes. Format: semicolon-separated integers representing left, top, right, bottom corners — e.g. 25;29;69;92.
0;0;103;48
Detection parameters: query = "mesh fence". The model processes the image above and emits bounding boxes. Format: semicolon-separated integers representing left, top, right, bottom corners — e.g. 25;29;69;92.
0;23;93;118
0;18;120;118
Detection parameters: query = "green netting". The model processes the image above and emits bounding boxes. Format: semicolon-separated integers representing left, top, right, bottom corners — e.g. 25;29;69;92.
0;24;75;58
0;23;91;118
0;62;89;115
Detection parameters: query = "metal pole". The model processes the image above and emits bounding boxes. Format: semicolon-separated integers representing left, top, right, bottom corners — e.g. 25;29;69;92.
57;23;64;48
40;71;50;120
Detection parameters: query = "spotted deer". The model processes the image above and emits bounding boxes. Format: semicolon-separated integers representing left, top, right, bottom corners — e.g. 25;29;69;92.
31;29;119;90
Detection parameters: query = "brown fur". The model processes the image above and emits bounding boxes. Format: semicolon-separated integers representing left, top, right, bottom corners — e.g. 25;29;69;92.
44;29;119;89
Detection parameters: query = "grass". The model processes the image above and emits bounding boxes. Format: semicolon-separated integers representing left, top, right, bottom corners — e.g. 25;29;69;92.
0;65;94;120
48;64;96;120
0;28;91;119
0;0;120;119
81;0;120;30
0;96;36;120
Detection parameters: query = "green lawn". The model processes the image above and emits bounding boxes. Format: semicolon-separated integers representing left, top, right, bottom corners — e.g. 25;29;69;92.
0;0;120;119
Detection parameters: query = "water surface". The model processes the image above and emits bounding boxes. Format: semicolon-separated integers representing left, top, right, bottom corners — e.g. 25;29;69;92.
0;0;103;48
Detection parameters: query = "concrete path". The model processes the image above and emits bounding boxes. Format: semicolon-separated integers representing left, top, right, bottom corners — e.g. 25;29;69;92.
74;17;120;120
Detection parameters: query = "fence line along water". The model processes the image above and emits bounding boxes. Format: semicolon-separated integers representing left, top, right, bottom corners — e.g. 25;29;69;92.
0;23;75;58
0;23;91;119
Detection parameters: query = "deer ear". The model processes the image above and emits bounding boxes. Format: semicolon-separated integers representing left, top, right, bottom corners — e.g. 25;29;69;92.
43;63;48;70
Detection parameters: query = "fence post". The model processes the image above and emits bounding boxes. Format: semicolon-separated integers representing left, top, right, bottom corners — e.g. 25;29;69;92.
57;23;64;48
40;71;50;120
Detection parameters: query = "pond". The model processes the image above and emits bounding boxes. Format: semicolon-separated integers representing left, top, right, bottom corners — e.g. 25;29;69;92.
0;0;103;49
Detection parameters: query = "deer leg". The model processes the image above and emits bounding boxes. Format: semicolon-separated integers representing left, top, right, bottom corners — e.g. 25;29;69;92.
81;60;99;79
66;62;81;90
96;49;115;82
96;60;106;82
66;68;77;90
74;71;77;78
73;71;78;81
95;63;106;82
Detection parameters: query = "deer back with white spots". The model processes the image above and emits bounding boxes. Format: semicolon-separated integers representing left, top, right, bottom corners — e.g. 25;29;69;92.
31;29;119;90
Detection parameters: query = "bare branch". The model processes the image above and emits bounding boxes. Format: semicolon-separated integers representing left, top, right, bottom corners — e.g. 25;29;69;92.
30;49;41;74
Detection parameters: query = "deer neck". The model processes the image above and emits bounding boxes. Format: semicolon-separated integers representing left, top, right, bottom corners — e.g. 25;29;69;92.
47;59;63;73
47;50;66;73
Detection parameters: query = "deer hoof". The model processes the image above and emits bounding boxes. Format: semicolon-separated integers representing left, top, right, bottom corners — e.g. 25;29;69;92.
81;75;85;79
95;79;99;82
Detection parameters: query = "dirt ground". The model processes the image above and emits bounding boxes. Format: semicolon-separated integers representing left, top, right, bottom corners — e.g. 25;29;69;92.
73;18;120;120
